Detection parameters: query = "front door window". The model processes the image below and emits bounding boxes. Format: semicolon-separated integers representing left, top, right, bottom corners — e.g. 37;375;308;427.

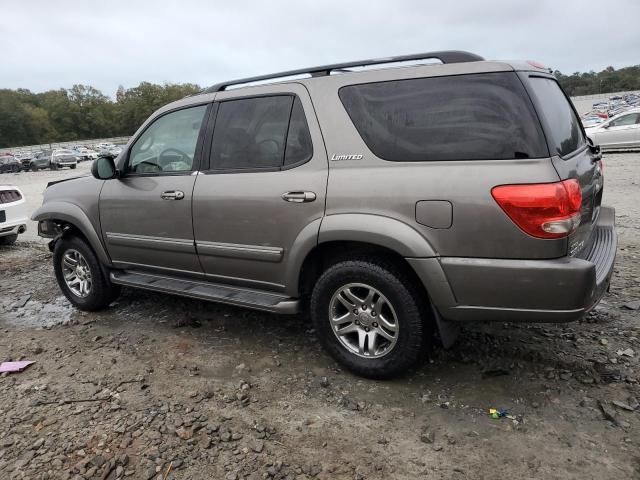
128;105;207;174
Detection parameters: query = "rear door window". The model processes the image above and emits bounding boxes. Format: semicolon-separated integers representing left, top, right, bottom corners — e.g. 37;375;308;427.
209;95;313;171
210;96;293;170
339;72;548;161
526;77;586;157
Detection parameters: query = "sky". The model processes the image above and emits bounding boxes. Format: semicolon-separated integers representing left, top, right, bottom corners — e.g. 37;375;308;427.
1;0;639;97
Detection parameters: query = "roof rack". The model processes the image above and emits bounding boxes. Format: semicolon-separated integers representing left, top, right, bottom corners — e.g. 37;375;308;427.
204;50;483;93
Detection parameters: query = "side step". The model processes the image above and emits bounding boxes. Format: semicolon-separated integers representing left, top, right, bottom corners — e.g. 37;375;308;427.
110;270;299;314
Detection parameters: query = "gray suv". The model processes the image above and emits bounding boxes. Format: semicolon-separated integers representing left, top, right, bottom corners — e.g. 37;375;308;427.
33;51;616;378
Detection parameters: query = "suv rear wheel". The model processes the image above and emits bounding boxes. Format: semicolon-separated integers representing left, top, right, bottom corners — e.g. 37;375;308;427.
310;260;427;379
53;235;120;311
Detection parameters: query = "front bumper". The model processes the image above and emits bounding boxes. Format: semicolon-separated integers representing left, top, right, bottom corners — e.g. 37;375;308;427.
409;206;617;323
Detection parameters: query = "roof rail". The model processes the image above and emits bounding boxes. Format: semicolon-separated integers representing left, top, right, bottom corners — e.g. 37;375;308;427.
204;50;483;93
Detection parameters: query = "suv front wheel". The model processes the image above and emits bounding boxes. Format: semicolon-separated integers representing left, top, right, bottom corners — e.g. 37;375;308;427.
53;235;120;311
310;260;427;379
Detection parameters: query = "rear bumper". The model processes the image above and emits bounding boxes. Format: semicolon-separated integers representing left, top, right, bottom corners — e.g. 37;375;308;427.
0;198;29;237
409;206;616;323
0;223;27;237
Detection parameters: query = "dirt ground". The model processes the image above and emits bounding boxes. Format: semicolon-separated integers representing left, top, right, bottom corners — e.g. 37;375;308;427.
1;153;639;480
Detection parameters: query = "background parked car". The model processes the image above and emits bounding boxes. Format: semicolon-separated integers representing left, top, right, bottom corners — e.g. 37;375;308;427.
29;151;52;171
0;185;28;245
72;147;98;161
51;149;79;169
585;108;640;150
31;151;51;170
0;155;21;173
14;153;34;171
582;116;606;128
97;146;123;158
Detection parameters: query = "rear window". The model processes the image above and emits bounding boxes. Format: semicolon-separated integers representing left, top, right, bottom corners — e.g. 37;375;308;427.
339;72;548;162
526;77;586;157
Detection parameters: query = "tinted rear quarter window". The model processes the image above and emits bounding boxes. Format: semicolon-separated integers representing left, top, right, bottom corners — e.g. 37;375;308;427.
284;97;313;166
339;72;548;161
526;77;586;157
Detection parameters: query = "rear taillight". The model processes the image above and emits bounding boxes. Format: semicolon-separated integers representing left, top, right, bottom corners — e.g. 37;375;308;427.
491;179;582;239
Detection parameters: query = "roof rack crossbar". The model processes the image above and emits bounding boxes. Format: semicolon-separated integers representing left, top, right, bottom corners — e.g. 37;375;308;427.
204;50;483;93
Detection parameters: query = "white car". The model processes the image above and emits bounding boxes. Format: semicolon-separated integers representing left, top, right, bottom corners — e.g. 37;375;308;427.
73;147;98;160
585;108;640;150
0;185;28;245
94;143;116;151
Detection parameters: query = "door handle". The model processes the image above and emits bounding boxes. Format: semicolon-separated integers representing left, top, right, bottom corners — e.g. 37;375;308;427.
281;191;316;203
161;190;185;200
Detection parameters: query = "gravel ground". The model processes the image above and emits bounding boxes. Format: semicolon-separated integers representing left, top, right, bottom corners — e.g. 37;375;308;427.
0;153;639;480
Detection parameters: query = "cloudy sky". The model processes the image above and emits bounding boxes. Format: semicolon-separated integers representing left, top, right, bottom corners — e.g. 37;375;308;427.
2;0;639;97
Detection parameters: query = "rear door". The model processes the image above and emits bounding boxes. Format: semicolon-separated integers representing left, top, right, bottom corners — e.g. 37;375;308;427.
192;83;327;292
522;74;603;256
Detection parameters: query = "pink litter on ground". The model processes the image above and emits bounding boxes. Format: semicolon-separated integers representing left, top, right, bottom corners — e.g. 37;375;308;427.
0;361;35;373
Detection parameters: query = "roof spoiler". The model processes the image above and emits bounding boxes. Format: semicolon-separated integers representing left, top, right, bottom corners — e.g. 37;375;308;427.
204;50;483;93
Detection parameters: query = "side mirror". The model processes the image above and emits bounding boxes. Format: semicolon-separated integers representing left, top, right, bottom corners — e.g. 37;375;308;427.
602;123;610;129
91;155;118;180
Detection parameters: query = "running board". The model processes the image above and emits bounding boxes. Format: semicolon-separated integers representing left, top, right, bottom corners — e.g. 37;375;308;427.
110;270;299;314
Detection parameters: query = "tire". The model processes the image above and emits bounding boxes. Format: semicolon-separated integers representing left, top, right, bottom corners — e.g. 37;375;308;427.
53;235;120;311
31;164;39;172
0;234;18;246
70;164;77;169
310;259;427;379
51;164;58;171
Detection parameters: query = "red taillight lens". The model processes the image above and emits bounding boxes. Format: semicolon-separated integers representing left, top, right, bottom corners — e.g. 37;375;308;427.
491;179;582;239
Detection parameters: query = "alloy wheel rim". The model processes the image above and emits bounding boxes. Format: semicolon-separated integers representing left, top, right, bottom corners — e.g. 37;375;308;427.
61;249;93;298
329;283;399;359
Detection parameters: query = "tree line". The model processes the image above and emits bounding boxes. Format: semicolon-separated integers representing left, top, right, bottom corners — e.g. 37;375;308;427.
0;82;201;149
1;63;639;148
554;65;640;97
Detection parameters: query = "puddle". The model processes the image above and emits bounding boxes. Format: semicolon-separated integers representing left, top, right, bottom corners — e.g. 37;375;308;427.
1;296;74;328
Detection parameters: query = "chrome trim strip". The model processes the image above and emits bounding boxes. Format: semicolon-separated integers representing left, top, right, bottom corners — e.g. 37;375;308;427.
105;232;195;253
111;260;203;276
196;240;284;262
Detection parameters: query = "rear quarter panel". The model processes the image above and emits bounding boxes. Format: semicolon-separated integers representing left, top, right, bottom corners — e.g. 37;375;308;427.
304;65;565;259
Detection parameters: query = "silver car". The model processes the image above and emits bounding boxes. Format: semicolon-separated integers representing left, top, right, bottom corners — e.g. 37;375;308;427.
586;108;640;150
51;149;79;169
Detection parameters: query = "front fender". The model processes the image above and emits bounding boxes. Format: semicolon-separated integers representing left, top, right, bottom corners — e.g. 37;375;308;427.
31;201;112;266
318;214;437;258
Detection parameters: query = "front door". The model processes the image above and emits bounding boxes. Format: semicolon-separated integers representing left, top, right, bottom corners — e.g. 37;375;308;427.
192;84;327;292
100;103;210;276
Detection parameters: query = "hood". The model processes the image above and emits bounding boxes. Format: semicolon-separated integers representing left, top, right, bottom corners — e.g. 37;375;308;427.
46;174;91;189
